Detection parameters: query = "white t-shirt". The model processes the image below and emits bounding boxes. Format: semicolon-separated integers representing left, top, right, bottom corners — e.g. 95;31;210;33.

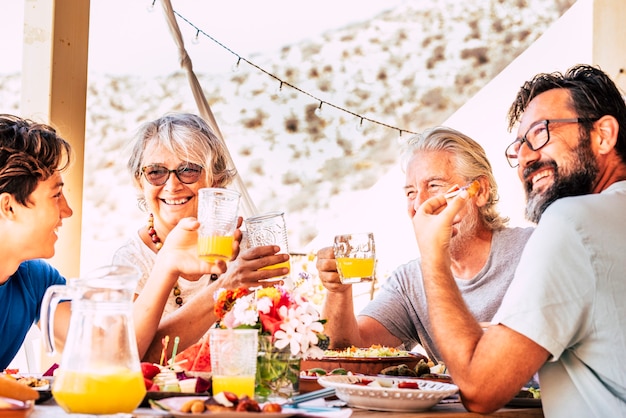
112;233;212;316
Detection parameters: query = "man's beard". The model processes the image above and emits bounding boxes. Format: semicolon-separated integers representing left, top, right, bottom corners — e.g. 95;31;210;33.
524;132;598;223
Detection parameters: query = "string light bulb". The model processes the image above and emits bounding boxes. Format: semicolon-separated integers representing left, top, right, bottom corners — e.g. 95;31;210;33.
315;101;324;117
356;117;365;132
191;30;200;45
231;57;242;73
274;81;284;97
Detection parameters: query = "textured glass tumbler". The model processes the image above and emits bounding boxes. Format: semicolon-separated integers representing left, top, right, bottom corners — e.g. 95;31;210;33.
333;232;376;284
209;328;259;398
197;188;240;263
245;211;291;281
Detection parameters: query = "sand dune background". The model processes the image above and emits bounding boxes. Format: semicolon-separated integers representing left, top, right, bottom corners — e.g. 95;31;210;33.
0;0;575;275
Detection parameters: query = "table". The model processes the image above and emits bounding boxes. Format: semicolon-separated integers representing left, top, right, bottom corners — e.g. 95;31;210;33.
30;402;543;417
349;403;543;417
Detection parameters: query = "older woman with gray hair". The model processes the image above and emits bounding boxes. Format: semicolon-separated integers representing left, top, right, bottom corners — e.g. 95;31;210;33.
113;113;288;364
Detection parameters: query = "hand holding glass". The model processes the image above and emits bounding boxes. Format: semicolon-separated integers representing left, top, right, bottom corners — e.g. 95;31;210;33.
333;232;376;284
197;188;240;263
244;211;291;279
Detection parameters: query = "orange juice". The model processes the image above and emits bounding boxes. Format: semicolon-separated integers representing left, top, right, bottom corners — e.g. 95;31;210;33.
212;375;256;398
336;257;375;283
198;235;234;262
260;259;291;274
53;369;146;414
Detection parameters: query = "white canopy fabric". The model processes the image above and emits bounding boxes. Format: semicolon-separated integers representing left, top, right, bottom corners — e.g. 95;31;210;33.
160;0;258;218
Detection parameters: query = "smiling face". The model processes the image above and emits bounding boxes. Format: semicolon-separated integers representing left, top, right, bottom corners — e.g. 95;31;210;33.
516;89;599;223
140;142;210;235
12;171;73;260
404;150;481;252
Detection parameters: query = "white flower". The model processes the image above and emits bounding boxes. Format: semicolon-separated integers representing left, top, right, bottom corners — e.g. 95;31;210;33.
303;345;325;360
274;320;303;356
232;293;258;327
256;295;273;314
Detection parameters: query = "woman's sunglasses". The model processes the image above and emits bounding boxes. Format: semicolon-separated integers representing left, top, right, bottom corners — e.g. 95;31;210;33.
141;163;204;186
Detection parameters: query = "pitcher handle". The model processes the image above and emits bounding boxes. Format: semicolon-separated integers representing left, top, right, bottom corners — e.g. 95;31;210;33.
40;284;69;355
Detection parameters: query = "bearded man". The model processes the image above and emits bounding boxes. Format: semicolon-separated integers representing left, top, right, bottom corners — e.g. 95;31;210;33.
413;64;626;416
316;126;533;362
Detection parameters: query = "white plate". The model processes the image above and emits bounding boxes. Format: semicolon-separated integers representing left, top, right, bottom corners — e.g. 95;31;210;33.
317;375;458;412
1;373;51;391
150;396;301;417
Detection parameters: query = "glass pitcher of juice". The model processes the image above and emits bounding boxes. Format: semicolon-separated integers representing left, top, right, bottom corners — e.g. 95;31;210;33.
40;265;146;414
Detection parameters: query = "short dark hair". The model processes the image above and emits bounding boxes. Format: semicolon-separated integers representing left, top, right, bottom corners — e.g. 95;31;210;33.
507;64;626;163
0;114;72;206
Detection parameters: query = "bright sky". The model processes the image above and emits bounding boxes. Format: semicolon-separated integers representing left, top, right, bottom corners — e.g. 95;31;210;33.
1;0;406;75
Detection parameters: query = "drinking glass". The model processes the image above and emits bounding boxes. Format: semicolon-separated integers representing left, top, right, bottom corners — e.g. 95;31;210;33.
244;211;291;281
333;232;376;284
209;328;259;398
197;188;240;263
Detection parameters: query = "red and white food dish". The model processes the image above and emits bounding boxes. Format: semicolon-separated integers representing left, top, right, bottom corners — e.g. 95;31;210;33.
317;375;458;412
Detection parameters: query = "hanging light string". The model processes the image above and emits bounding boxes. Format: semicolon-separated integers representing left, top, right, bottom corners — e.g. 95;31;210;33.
168;8;418;137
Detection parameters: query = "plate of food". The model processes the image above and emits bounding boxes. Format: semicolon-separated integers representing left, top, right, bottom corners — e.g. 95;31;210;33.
141;391;210;408
299;366;354;393
317;374;458;412
150;395;297;417
0;372;53;405
301;345;428;376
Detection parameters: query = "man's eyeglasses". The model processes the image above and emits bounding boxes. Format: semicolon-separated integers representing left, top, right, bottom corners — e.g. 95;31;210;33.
505;117;598;168
141;163;204;186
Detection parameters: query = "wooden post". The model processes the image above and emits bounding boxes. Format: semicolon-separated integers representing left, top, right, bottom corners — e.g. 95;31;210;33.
592;0;626;92
20;0;90;279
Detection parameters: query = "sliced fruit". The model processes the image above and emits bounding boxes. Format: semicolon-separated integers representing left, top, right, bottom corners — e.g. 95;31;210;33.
141;362;161;380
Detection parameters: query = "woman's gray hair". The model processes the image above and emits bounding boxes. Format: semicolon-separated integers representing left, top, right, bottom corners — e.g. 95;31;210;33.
126;113;236;208
401;126;508;231
128;113;236;209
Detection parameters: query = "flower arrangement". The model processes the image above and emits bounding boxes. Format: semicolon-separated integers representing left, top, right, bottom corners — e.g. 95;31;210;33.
213;284;327;360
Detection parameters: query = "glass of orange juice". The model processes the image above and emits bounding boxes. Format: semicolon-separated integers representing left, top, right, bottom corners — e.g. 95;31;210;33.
209;328;259;398
244;211;291;282
197;188;241;263
333;232;376;284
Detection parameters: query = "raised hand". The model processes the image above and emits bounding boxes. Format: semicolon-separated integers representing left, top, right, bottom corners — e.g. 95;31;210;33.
158;217;227;280
316;246;351;293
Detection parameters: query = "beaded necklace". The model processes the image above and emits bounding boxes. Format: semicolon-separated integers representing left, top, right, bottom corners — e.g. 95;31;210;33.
147;214;183;307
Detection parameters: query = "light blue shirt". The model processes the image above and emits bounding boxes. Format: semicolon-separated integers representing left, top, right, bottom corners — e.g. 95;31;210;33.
493;181;626;417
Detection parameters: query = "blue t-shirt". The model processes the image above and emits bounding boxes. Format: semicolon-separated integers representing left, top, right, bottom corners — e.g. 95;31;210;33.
0;259;66;369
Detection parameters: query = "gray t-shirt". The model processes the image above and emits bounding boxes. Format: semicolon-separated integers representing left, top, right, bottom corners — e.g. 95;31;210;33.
360;227;534;362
